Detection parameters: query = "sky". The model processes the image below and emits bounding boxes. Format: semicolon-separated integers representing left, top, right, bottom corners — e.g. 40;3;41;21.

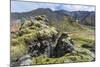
11;1;95;13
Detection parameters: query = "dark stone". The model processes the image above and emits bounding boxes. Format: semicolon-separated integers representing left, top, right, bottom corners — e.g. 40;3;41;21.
47;45;55;58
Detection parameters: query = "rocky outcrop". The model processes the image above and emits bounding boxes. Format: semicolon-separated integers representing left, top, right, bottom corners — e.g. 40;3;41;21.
20;15;75;58
11;15;74;66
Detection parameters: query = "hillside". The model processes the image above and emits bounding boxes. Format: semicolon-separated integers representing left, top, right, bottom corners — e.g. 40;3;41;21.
11;15;95;66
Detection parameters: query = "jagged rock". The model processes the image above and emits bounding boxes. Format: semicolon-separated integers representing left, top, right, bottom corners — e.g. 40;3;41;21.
25;32;74;58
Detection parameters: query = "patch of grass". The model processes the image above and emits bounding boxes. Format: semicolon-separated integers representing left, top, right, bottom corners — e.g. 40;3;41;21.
11;44;28;61
72;36;94;47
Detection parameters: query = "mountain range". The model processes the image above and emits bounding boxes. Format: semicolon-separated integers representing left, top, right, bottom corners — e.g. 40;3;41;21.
11;8;95;26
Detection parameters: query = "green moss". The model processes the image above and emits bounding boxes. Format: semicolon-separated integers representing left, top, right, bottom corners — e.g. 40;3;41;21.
31;48;94;65
38;27;57;38
11;44;28;61
11;39;19;46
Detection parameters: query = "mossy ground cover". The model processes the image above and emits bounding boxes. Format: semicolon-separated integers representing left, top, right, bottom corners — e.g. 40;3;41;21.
31;48;94;65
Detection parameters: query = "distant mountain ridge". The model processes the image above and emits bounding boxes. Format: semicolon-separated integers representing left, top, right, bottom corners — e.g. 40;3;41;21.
11;8;95;26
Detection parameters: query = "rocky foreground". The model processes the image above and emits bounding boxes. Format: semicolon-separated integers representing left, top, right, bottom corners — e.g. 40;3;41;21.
11;15;95;67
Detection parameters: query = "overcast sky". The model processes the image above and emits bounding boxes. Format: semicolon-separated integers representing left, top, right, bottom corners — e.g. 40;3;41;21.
11;1;95;12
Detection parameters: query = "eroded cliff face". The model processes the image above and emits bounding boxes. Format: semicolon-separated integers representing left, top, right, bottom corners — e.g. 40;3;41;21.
11;15;94;66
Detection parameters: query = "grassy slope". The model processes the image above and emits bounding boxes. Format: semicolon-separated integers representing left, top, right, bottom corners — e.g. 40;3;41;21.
49;17;95;48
